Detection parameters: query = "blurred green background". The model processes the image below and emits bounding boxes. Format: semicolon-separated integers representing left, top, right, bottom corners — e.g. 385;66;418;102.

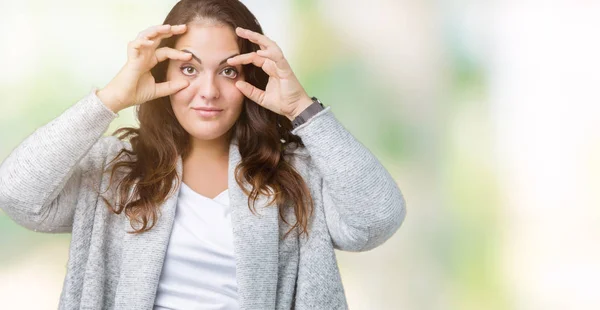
2;0;600;309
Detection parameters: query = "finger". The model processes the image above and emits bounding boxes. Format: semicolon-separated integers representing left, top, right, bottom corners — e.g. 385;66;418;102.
155;79;190;98
256;49;290;69
227;52;266;67
235;27;288;69
155;47;192;62
142;25;187;51
235;80;265;105
136;24;170;39
128;38;155;58
136;24;184;40
229;52;279;77
129;38;155;50
145;24;187;41
227;52;278;77
169;24;188;35
235;27;276;49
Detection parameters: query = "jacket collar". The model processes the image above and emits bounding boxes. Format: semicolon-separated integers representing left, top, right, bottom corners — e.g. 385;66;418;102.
113;137;279;309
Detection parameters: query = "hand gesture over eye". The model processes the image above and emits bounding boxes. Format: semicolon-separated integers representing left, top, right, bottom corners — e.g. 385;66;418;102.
227;27;313;121
97;24;193;113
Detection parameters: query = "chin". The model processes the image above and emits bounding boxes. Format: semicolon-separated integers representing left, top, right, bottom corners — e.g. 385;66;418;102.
184;121;234;141
187;127;228;141
190;132;229;142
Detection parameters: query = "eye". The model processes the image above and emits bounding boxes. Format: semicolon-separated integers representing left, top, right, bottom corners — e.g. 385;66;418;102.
180;65;197;76
222;67;239;79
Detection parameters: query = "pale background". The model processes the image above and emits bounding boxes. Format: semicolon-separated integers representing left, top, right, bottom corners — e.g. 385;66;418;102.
1;0;599;309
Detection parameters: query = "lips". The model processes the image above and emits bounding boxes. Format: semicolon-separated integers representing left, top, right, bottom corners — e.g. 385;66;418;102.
191;107;223;112
190;106;224;118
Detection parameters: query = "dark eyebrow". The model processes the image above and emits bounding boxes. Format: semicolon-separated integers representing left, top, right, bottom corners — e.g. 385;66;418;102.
181;49;240;66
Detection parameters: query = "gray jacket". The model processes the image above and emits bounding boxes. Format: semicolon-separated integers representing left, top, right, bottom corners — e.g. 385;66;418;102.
0;89;406;309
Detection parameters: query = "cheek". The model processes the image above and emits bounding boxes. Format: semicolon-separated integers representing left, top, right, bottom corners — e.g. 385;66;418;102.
223;86;246;119
170;89;193;107
225;84;245;106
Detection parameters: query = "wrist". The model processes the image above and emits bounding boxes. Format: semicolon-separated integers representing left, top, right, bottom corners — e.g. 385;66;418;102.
290;96;325;130
287;96;314;121
96;88;124;114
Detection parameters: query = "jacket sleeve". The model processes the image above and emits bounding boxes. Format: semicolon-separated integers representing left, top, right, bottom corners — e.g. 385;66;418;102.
291;106;407;252
0;89;121;233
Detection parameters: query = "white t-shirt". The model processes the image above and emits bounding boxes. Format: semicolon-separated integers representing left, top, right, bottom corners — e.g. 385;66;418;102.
153;182;239;310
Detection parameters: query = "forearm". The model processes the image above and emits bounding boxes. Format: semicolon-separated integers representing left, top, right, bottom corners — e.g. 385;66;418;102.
0;89;117;212
292;107;406;249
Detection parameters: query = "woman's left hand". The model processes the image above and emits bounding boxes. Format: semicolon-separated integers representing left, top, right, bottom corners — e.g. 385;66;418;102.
227;27;313;121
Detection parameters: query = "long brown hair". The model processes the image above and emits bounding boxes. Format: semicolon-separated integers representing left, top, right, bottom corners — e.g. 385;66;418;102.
101;0;313;238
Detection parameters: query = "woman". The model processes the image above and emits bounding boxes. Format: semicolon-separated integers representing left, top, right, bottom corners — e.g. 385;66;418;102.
0;0;406;309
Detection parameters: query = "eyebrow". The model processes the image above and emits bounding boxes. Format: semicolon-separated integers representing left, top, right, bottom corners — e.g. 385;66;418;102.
181;49;240;66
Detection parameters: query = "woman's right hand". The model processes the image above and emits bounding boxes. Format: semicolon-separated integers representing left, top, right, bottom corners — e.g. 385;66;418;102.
97;24;193;113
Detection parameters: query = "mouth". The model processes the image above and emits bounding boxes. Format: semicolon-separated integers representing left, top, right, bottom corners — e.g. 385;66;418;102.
191;106;224;118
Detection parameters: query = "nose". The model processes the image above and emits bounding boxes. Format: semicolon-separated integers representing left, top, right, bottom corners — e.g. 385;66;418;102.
192;73;220;100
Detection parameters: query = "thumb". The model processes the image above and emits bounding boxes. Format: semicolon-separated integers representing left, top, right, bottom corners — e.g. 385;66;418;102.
236;80;265;105
155;79;189;98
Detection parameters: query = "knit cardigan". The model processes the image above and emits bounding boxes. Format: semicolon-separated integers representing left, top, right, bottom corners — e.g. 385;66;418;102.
0;89;406;309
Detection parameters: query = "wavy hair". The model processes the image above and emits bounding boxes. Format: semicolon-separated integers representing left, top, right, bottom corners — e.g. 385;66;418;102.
101;0;314;239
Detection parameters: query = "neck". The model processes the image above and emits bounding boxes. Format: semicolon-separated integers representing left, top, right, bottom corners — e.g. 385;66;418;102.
185;134;231;164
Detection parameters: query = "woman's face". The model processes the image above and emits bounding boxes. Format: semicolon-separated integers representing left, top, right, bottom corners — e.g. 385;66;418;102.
166;23;245;142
